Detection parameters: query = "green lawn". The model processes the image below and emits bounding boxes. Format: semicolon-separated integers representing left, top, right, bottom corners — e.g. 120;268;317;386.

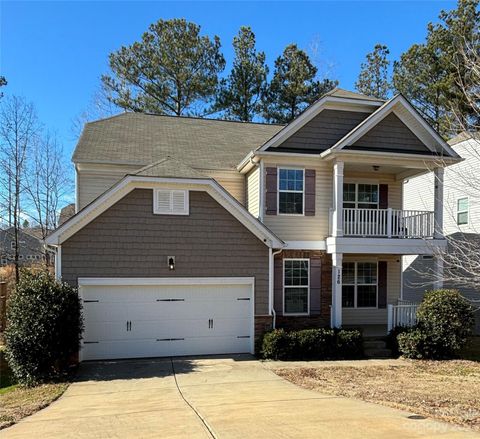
0;347;69;429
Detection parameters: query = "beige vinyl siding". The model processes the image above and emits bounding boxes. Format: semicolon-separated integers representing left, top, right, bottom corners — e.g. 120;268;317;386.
344;172;403;210
342;255;401;325
261;157;403;242
262;157;332;241
246;166;260;218
77;164;246;211
204;169;246;205
77;164;141;210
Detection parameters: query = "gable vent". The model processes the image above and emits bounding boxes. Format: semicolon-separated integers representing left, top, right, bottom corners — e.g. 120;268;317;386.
154;189;189;215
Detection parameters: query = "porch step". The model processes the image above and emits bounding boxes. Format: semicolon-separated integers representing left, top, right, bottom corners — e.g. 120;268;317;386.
363;338;392;358
363;340;387;350
364;348;393;358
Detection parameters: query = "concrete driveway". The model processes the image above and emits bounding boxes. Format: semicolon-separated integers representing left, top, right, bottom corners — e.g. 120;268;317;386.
3;355;479;438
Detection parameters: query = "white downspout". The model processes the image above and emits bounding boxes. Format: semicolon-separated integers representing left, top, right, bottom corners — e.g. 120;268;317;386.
270;248;283;329
55;245;62;281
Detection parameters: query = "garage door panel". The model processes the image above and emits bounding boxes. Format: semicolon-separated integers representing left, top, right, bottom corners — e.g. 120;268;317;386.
79;280;254;361
82;335;252;361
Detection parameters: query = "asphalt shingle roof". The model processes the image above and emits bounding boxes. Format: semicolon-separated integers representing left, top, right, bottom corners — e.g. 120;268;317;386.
133;157;207;179
73;113;283;170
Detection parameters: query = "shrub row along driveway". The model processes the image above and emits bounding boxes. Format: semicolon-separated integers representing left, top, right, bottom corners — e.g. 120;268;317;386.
2;356;479;438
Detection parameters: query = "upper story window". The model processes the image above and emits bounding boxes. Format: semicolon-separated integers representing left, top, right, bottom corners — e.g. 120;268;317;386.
10;241;15;250
457;197;469;225
153;189;189;215
283;258;309;315
342;261;378;308
343;183;378;209
278;168;304;214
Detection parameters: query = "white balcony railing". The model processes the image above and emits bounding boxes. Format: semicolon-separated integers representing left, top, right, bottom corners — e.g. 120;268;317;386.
387;303;419;332
342;208;434;238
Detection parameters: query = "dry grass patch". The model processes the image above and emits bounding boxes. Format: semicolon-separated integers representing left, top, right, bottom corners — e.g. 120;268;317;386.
276;360;480;431
0;383;68;429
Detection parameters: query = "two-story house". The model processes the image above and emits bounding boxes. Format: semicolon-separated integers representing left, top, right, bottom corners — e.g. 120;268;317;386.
0;227;48;266
46;88;461;361
403;132;479;332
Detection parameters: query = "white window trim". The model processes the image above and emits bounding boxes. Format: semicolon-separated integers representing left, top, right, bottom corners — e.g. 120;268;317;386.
343;182;379;209
153;189;189;215
10;241;15;250
283;258;310;316
277;167;305;216
342;261;378;309
456;196;469;226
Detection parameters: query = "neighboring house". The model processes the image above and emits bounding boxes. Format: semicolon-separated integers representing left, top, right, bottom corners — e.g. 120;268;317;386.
0;227;47;266
403;133;480;332
46;88;461;361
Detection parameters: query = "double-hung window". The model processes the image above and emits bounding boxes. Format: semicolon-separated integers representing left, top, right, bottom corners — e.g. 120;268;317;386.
283;259;309;315
278;168;304;214
342;261;378;308
457;197;469;225
343;183;379;209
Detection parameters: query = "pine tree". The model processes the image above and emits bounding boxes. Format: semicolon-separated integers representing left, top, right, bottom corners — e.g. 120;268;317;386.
102;19;225;116
214;27;268;121
394;0;480;135
263;44;337;123
355;44;391;99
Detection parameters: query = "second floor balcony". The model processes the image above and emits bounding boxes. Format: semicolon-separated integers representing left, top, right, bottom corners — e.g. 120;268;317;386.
340;207;435;239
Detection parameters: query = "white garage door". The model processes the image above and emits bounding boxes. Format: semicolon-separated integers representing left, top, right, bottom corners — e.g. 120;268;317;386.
79;278;254;361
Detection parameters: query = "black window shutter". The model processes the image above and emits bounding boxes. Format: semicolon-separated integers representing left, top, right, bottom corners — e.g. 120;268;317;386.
304;169;316;216
378;261;388;309
379;184;388;209
265;167;278;215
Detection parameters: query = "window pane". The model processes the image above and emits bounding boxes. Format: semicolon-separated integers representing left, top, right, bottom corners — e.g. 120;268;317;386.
343;183;356;202
279;192;303;214
279;169;287;191
457;212;468;225
284;260;309;286
342;262;356;284
295;170;304;191
457;198;468;212
357;285;377;307
285;287;308;313
358;184;378;204
342;285;355;308
357;262;377;284
279;169;303;192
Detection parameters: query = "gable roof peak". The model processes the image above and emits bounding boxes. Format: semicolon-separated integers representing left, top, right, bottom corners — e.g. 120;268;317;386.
326;87;387;103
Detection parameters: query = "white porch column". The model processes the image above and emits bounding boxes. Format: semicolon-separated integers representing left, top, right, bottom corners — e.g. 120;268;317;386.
434;167;444;239
434;254;444;290
331;252;343;328
54;245;62;281
332;161;344;237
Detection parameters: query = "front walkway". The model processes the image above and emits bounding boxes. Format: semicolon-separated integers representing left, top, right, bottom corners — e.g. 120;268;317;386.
3;356;478;438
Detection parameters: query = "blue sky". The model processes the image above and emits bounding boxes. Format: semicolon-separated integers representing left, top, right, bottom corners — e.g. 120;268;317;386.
1;0;457;160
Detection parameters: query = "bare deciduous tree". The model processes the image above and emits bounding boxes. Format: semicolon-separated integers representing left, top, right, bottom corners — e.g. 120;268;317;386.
71;85;119;139
413;36;480;305
25;132;72;265
0;96;39;281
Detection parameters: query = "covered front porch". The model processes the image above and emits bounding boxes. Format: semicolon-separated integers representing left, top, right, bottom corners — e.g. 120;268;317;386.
328;252;436;333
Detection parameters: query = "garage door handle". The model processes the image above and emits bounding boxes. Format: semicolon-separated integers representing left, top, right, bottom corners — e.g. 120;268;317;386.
208;319;214;329
126;321;132;331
